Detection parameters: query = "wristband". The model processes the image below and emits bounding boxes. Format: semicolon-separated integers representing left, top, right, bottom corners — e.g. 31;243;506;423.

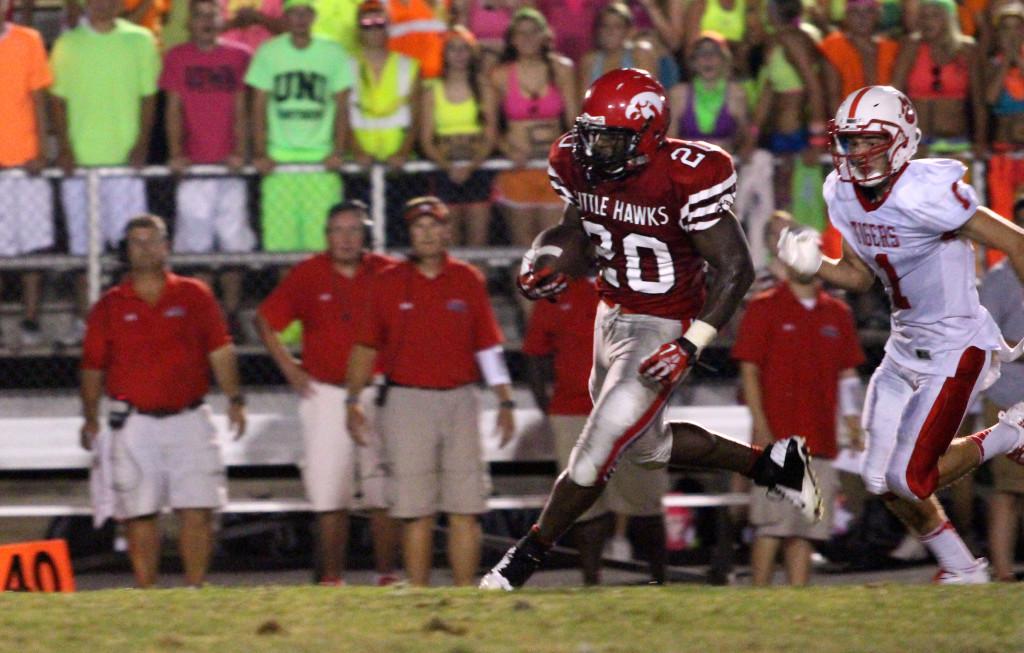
499;400;517;410
681;319;718;354
345;394;361;406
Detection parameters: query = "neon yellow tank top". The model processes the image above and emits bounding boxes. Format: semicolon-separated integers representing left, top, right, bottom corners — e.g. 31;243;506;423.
700;0;746;42
431;80;482;137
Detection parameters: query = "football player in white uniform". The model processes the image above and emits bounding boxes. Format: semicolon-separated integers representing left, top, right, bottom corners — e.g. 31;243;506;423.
779;85;1024;583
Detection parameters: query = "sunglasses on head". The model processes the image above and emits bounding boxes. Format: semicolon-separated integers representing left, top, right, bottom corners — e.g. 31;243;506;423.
359;16;388;28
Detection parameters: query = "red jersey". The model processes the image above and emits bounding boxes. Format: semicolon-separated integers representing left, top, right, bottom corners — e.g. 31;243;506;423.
521;278;597;416
258;252;395;385
548;133;737;321
81;272;231;411
731;282;865;459
355;254;504;389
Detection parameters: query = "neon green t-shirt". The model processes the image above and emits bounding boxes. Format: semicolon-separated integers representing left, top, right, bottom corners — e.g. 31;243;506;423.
49;20;160;166
246;34;354;162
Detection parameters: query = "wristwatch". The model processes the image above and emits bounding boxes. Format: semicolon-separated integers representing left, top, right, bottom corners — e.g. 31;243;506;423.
499;400;516;410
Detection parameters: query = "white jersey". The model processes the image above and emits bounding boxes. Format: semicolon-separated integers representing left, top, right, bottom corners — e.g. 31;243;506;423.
824;158;1002;376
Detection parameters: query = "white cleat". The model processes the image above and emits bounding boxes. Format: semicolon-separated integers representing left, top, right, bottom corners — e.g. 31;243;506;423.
934;558;990;585
479;569;514;592
758;436;823;523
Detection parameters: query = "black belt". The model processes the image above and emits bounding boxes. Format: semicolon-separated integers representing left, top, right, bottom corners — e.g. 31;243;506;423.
136;398;205;418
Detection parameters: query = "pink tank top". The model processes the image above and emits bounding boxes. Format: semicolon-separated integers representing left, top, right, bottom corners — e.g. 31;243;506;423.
467;0;511;44
502;63;565;121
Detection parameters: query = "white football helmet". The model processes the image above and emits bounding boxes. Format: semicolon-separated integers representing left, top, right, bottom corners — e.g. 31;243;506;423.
828;85;922;187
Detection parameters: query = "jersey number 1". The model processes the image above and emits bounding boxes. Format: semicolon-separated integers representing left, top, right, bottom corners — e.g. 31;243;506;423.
875;253;911;309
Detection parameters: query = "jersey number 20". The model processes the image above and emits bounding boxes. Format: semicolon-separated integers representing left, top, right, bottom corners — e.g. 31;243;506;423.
582;222;675;294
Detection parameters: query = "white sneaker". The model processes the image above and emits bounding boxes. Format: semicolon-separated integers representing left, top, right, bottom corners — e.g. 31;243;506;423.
58;318;86;347
604;535;633;562
999;403;1024;464
934;558;990;585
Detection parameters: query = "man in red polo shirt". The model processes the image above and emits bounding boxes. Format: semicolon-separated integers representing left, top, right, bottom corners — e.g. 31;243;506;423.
523;276;669;585
255;200;400;586
733;262;865;586
80;214;246;589
345;196;516;587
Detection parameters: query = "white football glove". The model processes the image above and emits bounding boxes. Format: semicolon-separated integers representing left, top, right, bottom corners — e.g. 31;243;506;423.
777;227;823;276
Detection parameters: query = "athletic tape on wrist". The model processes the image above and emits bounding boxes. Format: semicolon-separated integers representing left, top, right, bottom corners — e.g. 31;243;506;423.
682;320;717;353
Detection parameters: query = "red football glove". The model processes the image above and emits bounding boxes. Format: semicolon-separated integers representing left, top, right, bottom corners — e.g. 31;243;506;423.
516;266;569;302
638;338;698;388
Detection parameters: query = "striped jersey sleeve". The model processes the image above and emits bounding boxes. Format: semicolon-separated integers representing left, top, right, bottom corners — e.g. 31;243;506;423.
547;132;579;207
677;149;737;233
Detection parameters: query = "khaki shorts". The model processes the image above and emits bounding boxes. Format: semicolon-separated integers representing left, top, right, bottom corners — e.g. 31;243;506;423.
379;386;491;519
986;400;1024;494
111;405;226;519
550;415;669;522
297;382;389;512
750;457;837;541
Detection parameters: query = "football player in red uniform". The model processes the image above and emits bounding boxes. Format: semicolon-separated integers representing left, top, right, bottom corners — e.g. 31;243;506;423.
481;68;823;590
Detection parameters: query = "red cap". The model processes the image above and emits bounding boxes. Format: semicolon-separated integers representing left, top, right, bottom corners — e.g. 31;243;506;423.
403;196;449;223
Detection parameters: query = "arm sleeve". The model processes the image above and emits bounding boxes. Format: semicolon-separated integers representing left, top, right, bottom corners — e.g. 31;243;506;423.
354;274;387;349
678;148;737;233
244;45;273;91
730;298;769;366
916;160;979;234
838;301;866;370
195;283;232;352
28;31;53;91
330;43;355;93
521;300;555;356
469;269;504;351
547;133;579;207
48;36;68;98
158;48;182;94
257;269;301;332
80;300;110;370
138;33;160;97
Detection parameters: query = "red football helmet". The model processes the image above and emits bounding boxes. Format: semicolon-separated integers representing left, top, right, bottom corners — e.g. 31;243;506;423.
573;68;669;183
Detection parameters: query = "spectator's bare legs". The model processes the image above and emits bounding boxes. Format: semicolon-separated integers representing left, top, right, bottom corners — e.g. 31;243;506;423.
219;270;244;317
21;271;41;324
125;515;161;588
177;508;214;587
369;509;399;577
782;538;812;586
316;510;350;582
751;535;780;586
459;203;492;247
403;516;435;586
988;492;1021;581
447;514;481;586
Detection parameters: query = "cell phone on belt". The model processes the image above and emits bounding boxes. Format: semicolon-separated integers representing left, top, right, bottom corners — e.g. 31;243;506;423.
107;399;132;430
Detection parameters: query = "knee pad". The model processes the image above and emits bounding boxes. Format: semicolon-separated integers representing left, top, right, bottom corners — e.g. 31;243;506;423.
861;468;889;496
567;448;603;487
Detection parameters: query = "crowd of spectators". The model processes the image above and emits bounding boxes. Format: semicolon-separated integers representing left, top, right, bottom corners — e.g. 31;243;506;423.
3;0;1024;347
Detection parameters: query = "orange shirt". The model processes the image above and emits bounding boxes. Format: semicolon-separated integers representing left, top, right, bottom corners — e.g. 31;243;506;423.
356;254;504;388
0;24;52;166
819;32;899;100
123;0;171;37
386;0;448;78
258;252;396;384
81;272;231;411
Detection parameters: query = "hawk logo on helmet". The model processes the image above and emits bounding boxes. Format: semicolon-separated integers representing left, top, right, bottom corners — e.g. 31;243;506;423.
625;92;664;121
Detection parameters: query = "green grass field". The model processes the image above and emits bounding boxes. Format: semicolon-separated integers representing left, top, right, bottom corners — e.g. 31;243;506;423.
0;584;1021;653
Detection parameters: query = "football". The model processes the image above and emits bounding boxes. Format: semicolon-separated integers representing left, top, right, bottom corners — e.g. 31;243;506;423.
528;223;595;278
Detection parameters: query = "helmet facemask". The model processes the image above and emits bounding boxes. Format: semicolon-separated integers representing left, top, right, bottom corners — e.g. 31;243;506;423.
829;120;908;187
573;118;648;183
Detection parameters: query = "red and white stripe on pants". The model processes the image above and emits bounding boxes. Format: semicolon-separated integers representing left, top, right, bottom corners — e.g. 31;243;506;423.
861;346;989;500
565;301;685;487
